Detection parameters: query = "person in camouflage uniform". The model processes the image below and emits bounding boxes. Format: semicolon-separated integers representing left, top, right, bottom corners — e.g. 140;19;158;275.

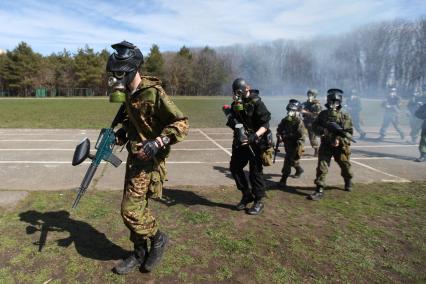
301;89;322;156
106;41;189;274
407;88;426;144
277;99;305;187
309;89;354;201
345;89;366;139
414;102;426;162
379;87;404;140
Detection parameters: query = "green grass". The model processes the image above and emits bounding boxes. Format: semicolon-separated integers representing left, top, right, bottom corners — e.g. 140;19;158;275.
0;96;409;128
0;181;425;283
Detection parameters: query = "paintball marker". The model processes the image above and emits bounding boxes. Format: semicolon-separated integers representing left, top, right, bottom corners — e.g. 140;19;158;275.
222;105;255;157
71;106;125;208
325;122;356;143
273;135;282;163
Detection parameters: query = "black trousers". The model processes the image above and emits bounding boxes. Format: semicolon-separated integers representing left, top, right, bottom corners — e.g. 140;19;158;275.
229;144;265;201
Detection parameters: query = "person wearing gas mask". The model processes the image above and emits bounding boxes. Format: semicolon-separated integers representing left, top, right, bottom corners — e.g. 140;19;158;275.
407;88;426;144
414;85;426;162
378;87;404;141
226;78;272;215
301;89;322;156
345;89;366;139
276;99;305;188
106;41;189;274
309;89;354;201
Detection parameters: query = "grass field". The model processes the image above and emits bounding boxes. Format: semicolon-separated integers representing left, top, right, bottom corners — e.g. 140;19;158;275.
0;96;409;129
0;182;425;283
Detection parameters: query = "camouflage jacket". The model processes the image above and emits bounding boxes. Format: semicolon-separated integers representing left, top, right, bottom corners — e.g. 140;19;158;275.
382;96;401;112
123;76;189;159
313;109;353;146
277;115;305;145
302;99;322;122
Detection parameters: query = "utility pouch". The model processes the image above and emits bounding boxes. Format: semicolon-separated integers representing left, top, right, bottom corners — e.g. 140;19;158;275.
261;146;274;166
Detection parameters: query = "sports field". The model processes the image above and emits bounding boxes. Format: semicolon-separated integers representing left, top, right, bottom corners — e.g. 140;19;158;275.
0;97;424;283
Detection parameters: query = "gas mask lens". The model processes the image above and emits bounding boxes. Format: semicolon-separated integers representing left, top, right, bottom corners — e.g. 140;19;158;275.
108;76;117;87
288;110;296;117
329;100;340;110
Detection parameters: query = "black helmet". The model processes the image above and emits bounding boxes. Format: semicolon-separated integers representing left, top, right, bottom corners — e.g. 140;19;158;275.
232;78;248;94
106;41;144;73
307;89;318;97
286;99;301;112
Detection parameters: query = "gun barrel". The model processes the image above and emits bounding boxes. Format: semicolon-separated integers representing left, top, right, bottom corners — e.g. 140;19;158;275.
72;163;98;208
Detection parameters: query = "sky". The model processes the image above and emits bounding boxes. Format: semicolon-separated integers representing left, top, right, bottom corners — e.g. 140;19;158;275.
0;0;424;55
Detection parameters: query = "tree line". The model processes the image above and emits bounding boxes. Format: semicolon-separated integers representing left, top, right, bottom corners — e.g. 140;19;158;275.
0;18;424;97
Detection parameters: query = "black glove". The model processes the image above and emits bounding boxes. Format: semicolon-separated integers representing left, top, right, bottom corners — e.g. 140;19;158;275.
136;140;160;160
115;128;127;146
248;133;259;144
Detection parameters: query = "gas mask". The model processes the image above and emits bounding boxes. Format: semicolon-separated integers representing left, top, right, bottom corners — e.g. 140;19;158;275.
288;110;297;117
328;100;340;111
107;71;128;103
232;90;245;111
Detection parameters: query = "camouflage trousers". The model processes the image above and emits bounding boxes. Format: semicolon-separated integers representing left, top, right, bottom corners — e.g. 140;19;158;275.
380;112;403;137
420;123;426;155
306;127;319;150
121;155;166;243
281;141;304;178
315;144;353;188
350;112;365;136
409;115;423;140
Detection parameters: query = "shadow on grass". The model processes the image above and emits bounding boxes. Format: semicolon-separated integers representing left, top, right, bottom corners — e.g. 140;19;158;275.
19;210;128;260
158;188;236;210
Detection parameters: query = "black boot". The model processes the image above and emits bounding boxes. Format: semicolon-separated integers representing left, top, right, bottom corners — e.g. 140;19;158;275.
314;148;319;157
114;242;147;275
236;194;254;211
143;231;169;272
344;179;352;192
247;200;264;215
308;187;324;201
415;154;426;162
294;167;304;178
279;176;287;187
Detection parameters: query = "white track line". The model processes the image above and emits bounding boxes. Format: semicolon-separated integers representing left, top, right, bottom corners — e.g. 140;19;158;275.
197;129;232;156
351;160;410;183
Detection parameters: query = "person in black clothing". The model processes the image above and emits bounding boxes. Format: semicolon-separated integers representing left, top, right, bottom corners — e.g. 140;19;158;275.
226;78;271;215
